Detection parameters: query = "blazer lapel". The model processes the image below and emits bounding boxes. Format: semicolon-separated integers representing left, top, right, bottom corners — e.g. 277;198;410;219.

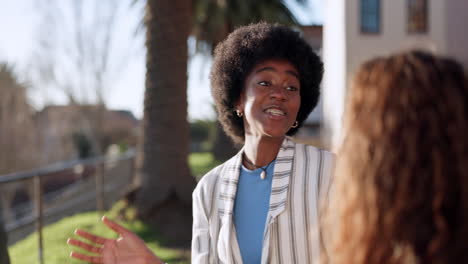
217;149;243;263
268;138;295;221
261;138;295;264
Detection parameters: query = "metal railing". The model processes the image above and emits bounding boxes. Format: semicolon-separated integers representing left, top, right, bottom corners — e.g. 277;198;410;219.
0;149;136;264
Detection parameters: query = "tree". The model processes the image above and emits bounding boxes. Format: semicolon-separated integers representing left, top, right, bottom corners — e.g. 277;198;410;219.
134;0;196;246
192;0;303;162
30;0;141;155
0;64;39;174
192;0;299;52
0;64;27;264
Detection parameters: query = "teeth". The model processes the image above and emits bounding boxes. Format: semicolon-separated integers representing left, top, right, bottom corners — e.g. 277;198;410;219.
265;108;286;116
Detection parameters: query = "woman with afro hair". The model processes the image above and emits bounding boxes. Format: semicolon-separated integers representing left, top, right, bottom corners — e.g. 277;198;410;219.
68;22;332;264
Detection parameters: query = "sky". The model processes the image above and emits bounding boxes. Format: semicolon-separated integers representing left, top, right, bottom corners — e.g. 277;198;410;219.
0;0;323;120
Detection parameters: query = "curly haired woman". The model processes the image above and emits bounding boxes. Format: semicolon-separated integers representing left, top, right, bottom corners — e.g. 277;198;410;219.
327;51;468;264
68;22;333;264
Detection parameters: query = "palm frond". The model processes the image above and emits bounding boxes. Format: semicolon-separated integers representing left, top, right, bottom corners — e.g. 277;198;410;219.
192;0;302;54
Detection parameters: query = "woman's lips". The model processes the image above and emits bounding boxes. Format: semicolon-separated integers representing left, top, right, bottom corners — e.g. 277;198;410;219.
265;108;285;116
263;106;287;119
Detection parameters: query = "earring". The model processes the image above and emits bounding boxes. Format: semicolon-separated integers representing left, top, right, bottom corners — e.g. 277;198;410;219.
291;121;298;128
236;110;243;117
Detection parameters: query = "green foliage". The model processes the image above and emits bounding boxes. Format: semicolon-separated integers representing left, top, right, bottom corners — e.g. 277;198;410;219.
190;120;213;141
190;119;217;152
189;152;221;180
192;0;301;53
9;204;190;264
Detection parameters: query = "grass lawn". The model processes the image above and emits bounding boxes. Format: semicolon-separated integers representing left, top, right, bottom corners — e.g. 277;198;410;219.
8;152;220;264
9;203;190;264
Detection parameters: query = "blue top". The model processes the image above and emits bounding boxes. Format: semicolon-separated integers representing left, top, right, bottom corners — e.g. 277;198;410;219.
233;160;275;264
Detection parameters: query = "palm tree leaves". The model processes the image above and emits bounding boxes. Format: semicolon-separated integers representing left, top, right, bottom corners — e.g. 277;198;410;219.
192;0;302;53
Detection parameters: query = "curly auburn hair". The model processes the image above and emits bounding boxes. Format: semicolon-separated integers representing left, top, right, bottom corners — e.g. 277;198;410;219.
326;51;468;264
210;22;323;144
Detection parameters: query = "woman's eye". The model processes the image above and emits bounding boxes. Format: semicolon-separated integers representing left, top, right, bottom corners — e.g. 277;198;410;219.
258;81;270;86
286;86;298;91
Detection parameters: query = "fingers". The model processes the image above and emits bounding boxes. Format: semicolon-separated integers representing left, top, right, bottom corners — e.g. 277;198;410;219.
67;238;103;254
74;229;108;245
102;215;130;235
70;251;104;264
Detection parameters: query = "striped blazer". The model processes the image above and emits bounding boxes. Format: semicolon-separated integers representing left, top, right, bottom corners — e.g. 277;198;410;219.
191;138;335;264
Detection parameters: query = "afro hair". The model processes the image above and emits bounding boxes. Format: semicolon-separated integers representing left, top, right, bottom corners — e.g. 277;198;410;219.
211;22;323;144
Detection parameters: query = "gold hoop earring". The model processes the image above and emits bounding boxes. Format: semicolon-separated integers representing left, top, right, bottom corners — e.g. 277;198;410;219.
236;110;243;117
291;121;298;128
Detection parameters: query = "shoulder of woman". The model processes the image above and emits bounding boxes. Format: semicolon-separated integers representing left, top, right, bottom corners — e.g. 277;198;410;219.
193;162;225;196
294;142;336;160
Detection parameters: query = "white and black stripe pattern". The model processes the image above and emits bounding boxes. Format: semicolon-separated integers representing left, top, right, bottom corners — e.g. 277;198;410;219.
191;138;335;264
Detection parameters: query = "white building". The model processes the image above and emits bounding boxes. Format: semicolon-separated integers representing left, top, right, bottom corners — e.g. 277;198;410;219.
323;0;468;149
293;25;325;146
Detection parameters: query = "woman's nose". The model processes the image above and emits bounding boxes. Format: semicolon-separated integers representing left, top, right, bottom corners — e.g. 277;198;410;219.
269;86;287;101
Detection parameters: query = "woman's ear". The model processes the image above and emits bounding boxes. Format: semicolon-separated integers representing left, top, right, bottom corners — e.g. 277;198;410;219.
235;92;245;112
233;96;245;118
235;102;243;112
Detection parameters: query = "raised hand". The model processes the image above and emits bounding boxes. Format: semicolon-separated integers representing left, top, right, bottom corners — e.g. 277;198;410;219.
67;216;163;264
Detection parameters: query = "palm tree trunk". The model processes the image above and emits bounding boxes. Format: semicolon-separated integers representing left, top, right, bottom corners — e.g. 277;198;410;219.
135;0;196;246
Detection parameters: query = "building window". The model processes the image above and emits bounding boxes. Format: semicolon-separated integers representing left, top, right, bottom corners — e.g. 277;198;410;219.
408;0;428;33
361;0;380;34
